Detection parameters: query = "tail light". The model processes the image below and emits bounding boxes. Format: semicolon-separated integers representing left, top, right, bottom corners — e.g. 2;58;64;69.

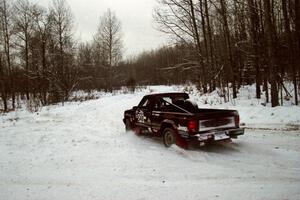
235;115;240;126
188;120;198;133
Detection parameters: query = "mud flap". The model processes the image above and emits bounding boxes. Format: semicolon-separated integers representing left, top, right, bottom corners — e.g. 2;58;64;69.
176;134;189;149
133;127;142;136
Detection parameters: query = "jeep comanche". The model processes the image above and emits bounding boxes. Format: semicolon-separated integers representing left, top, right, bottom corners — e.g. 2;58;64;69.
123;92;244;148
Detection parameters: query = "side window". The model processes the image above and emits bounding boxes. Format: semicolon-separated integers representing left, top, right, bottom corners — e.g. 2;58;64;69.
141;99;150;107
154;97;170;110
154;98;163;110
138;97;151;108
162;97;172;104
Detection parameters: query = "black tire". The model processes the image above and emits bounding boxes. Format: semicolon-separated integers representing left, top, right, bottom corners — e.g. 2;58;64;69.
125;118;132;131
163;128;177;147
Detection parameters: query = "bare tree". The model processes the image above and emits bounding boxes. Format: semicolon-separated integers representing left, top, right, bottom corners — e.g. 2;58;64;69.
14;0;35;100
49;0;76;102
154;0;195;44
296;0;300;104
94;9;122;92
203;0;216;91
31;5;52;105
263;0;279;107
154;0;208;92
0;0;15;110
282;0;298;105
218;0;237;98
247;0;261;99
0;51;7;111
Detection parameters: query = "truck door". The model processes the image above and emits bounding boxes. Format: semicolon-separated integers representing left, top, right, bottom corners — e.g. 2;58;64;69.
135;97;153;133
151;97;168;134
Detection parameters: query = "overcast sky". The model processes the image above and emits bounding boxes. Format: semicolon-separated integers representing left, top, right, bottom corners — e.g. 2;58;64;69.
30;0;169;58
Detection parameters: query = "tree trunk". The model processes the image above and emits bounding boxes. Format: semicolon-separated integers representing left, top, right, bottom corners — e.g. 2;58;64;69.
0;56;8;112
199;0;210;91
25;33;30;100
263;70;269;103
220;0;237;98
42;41;48;105
294;0;300;104
189;0;207;93
2;0;15;109
263;0;279;107
282;0;294;104
204;0;215;91
248;0;261;99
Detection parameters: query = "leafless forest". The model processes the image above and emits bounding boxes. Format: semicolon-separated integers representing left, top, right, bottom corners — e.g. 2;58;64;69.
0;0;299;112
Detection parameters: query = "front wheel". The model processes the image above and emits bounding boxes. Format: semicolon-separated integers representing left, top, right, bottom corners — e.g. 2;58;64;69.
125;118;132;131
163;128;177;147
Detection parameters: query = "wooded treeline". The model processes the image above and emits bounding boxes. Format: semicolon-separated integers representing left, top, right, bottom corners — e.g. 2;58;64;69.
1;0;299;112
123;0;299;107
0;0;122;112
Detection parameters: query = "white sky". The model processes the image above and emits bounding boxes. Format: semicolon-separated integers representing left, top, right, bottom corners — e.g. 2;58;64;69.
30;0;169;58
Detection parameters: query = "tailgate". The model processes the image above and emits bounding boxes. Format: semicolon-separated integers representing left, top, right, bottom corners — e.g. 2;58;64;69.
195;109;237;132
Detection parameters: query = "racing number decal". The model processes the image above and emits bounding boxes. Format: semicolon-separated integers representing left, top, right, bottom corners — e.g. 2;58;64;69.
136;110;144;123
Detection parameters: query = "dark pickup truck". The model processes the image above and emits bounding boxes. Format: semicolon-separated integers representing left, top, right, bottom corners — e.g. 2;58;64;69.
123;92;244;148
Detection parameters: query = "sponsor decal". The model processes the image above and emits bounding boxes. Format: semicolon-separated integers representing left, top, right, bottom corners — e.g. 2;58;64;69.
136;110;144;123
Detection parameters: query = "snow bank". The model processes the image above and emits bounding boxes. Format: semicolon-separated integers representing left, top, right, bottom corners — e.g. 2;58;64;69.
175;84;300;130
1;84;299;130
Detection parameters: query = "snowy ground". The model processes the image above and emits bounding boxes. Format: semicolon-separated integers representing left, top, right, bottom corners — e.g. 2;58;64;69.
1;86;300;200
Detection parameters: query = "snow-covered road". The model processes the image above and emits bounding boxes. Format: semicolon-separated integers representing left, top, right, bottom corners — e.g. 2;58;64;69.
1;87;300;200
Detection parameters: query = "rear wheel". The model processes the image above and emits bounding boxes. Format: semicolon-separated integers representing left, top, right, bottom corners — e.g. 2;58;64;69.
163;128;177;147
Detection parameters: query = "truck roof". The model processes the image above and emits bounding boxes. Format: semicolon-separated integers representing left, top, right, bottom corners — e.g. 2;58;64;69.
144;92;189;98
